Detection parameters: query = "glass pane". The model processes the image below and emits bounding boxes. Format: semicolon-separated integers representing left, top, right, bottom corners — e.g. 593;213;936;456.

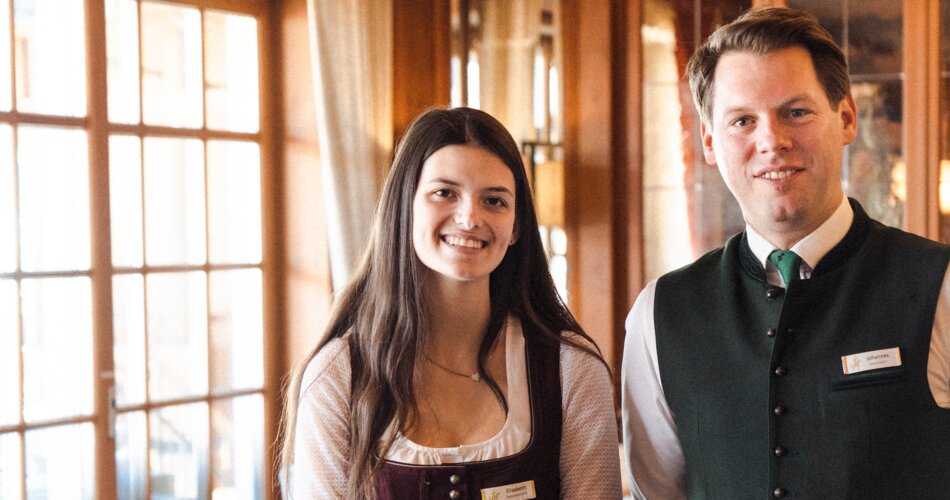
110;135;144;267
147;272;208;401
25;424;94;500
115;411;147;500
0;125;14;272
205;12;259;133
13;0;86;116
141;2;202;128
848;1;903;76
144;137;205;266
0;280;18;425
845;80;904;228
150;403;209;500
106;0;140;124
0;433;22;500
210;270;262;392
113;274;145;406
208;141;261;265
17;125;90;272
21;277;93;422
0;0;11;111
211;395;263;500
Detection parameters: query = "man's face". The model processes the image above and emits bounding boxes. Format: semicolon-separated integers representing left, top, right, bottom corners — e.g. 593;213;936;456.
701;46;857;246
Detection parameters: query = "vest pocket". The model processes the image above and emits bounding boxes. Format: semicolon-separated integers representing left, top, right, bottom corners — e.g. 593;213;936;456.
830;367;907;391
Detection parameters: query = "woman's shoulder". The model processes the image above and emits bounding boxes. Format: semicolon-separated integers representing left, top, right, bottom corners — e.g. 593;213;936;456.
299;337;352;400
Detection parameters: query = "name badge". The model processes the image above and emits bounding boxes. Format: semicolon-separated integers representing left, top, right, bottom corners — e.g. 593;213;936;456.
841;347;902;374
481;480;536;500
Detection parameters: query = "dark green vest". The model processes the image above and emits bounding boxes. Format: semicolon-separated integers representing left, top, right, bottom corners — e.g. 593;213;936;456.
655;201;950;499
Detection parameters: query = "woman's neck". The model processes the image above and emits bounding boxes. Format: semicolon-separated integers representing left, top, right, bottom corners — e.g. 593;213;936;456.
424;278;493;362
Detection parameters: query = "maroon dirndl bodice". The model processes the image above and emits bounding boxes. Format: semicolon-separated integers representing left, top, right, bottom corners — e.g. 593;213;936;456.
375;328;562;499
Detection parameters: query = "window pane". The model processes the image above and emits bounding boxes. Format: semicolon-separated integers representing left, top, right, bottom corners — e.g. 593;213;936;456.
25;424;94;500
205;12;259;133
13;0;86;116
141;2;202;128
210;270;262;393
211;395;263;500
21;277;93;422
208;141;261;265
0;125;14;272
17;125;90;272
144;137;205;266
0;0;11;111
106;0;140;124
110;135;144;268
0;280;18;426
150;403;209;500
113;274;146;406
147;272;208;401
845;81;904;228
0;433;22;500
115;411;147;500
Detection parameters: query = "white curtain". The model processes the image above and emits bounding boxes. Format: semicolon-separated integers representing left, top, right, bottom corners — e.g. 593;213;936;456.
307;0;393;292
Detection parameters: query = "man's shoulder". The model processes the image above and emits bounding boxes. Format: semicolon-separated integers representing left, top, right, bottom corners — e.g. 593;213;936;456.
873;220;950;258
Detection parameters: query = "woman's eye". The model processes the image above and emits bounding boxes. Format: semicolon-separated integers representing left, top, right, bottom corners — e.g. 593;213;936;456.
485;197;508;208
433;189;453;198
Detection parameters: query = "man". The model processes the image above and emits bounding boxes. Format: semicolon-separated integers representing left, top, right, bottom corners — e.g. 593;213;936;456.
622;7;950;499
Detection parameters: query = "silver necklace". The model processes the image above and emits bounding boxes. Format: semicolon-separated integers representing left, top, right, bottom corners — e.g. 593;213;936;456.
424;355;481;382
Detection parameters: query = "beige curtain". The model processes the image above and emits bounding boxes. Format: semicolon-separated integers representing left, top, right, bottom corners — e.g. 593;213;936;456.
307;0;393;291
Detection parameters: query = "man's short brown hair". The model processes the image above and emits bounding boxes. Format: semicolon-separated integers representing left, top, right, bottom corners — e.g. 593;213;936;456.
686;7;850;125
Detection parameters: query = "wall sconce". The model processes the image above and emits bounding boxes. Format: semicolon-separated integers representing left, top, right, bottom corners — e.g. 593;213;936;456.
522;140;563;227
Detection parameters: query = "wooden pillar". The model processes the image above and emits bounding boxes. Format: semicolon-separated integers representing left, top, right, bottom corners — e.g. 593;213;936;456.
392;0;452;141
561;0;643;382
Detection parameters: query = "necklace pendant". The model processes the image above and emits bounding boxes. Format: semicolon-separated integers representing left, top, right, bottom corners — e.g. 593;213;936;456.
471;373;480;382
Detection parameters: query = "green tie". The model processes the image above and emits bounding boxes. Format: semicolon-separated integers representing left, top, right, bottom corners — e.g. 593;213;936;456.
769;250;802;286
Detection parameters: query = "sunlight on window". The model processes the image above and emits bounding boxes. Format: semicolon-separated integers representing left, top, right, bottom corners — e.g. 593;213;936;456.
208;141;262;265
0;280;18;426
150;404;208;499
17;125;90;272
210;270;263;393
13;0;86;117
205;12;259;133
109;135;144;268
112;274;146;407
211;395;263;500
25;424;94;499
141;2;202;128
147;272;209;402
0;432;22;499
114;412;147;500
0;0;11;112
20;277;93;423
106;0;140;124
0;125;14;273
144;137;205;266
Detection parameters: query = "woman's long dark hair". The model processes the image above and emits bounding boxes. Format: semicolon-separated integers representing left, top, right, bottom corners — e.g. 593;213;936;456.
280;107;605;499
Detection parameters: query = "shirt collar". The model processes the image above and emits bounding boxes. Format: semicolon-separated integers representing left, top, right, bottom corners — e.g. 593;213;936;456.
746;195;853;271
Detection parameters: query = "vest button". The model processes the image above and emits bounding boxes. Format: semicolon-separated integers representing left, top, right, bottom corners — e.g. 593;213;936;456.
773;405;785;416
449;490;461;499
766;288;779;299
774;366;787;376
774;445;787;457
773;487;787;497
449;474;461;485
766;328;776;337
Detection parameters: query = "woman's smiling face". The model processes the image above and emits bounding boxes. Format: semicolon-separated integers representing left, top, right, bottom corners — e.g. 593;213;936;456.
411;145;517;285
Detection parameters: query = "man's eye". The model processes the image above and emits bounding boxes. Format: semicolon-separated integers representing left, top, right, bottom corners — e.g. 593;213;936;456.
789;109;808;118
733;117;752;127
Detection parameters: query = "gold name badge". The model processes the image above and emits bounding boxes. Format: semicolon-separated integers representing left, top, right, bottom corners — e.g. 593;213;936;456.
841;347;902;374
481;480;537;500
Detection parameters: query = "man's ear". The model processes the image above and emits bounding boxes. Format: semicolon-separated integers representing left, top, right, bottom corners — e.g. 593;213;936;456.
701;121;718;165
838;94;858;146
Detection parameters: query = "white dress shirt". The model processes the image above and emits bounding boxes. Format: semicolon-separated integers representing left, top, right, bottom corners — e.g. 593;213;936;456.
621;196;950;499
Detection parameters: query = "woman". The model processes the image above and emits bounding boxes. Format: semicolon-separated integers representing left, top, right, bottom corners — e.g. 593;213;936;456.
282;107;621;499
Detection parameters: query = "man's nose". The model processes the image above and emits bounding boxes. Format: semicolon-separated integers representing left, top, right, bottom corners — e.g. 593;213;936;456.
756;117;792;154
